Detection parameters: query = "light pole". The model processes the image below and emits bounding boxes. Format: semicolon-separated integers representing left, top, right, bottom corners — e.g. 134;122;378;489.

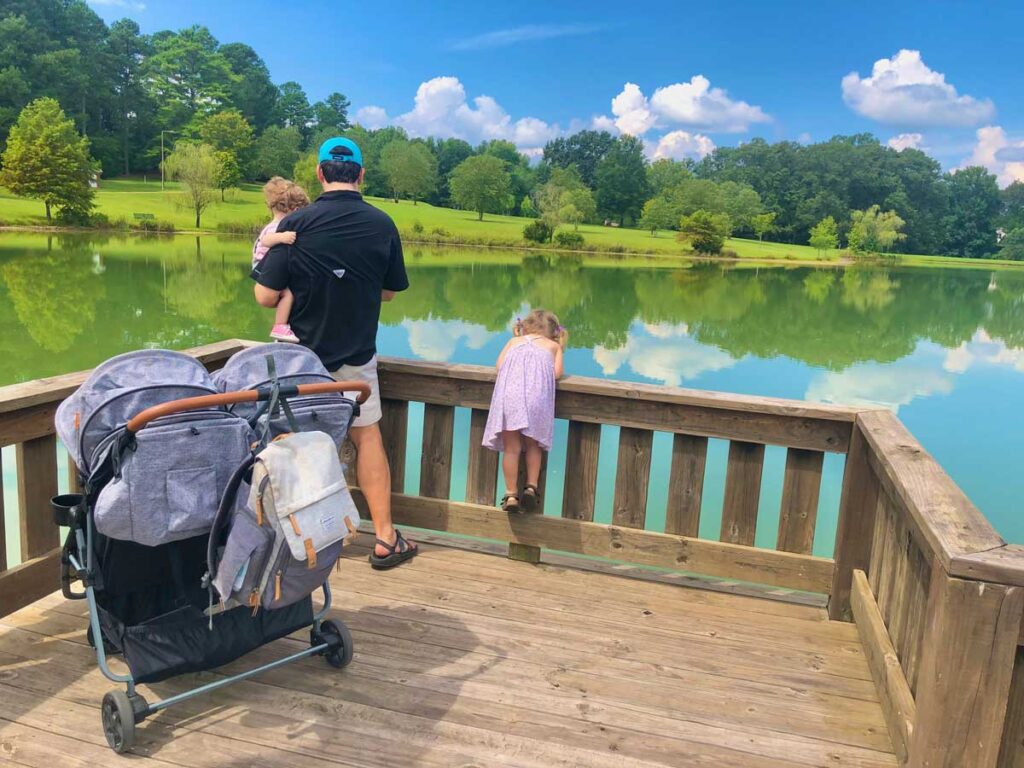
160;130;178;191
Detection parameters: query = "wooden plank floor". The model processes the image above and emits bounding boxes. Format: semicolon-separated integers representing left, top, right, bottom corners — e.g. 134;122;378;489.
0;538;898;767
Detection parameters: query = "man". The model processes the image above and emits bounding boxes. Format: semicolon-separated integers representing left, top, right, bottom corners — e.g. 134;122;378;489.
253;136;418;569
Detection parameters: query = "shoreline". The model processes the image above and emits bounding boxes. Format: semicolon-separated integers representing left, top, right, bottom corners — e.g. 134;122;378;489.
2;223;1021;271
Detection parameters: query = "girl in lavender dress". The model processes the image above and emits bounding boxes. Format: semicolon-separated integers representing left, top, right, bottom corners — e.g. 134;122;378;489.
482;309;567;513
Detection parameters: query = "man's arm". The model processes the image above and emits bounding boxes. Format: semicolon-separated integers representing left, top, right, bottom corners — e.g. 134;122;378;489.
382;290;396;302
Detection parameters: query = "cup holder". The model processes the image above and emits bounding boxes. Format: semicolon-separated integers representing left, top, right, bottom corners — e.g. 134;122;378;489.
51;493;85;528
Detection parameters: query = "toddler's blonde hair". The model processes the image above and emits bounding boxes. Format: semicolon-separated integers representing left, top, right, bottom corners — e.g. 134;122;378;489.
515;309;567;347
263;176;310;214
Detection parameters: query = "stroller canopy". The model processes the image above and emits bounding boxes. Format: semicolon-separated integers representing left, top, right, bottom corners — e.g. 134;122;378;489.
212;344;335;422
56;349;221;474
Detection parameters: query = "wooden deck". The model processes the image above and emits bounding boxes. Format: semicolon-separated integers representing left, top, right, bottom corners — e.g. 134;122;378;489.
0;536;899;768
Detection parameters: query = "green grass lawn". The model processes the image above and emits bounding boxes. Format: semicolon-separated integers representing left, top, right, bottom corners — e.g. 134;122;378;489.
1;179;1018;267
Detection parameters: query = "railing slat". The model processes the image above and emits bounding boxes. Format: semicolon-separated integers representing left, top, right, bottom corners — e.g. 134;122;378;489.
562;421;600;521
67;451;81;495
721;441;765;546
776;448;823;554
419;404;454;499
0;450;6;573
665;434;707;537
612;428;653;529
17;434;58;561
380;399;408;493
829;424;881;621
886;516;913;658
876;497;900;622
466;409;498;506
900;543;931;696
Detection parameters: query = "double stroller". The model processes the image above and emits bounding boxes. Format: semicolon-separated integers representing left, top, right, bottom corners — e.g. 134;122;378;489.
52;343;367;754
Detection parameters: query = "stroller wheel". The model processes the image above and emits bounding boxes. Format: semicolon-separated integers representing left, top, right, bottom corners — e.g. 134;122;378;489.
101;690;136;753
316;619;354;669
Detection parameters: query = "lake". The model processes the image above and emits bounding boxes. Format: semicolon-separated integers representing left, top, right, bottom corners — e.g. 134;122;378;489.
1;231;1022;562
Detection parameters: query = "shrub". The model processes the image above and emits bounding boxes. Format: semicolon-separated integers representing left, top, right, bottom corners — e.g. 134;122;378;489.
677;209;732;254
136;218;176;233
411;220;424;234
430;226;450;237
553;231;585;249
522;219;553;244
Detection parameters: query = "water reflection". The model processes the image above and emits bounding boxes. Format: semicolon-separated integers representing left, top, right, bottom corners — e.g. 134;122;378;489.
1;233;1023;540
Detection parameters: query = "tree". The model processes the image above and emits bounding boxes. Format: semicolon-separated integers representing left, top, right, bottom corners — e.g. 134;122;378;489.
808;216;839;254
719;181;762;233
848;205;906;254
535;167;585;227
677;210;732;254
106;19;154;175
752;212;777;242
1000;181;1024;233
942;166;1001;258
146;26;235;131
999;229;1024;261
542;130;617;188
647;159;691;196
255;125;302;179
276;81;312;143
449;155;511;221
220;42;278;132
379;140;437;204
560;186;596;230
313;92;351;134
292;152;319;198
639;197;677;235
595;135;649;225
0;98;94;221
199;108;253;177
213;150;240;200
163;142;219;228
427;137;474;205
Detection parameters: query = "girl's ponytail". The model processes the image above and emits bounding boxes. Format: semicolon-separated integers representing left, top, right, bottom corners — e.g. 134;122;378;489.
513;317;525;337
557;325;569;349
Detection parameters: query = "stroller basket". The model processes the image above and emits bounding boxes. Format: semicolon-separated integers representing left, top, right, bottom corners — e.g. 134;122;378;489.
55;364;371;755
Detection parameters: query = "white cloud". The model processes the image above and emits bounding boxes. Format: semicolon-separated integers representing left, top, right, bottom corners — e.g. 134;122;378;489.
402;318;496;362
355;106;388;130
357;76;559;154
589;115;619;134
597;77;769;137
611;83;658;136
806;362;954;413
650;130;716;161
797;132;813;145
842;49;994;127
649;76;769;133
960;126;1024;187
594;323;737;386
449;23;602;51
88;0;145;8
943;330;1024;374
888;132;924;151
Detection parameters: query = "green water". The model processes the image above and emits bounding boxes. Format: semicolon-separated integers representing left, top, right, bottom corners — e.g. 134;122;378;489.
2;232;1023;562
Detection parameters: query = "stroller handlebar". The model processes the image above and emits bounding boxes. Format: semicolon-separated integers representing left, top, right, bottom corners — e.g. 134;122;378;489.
125;381;372;434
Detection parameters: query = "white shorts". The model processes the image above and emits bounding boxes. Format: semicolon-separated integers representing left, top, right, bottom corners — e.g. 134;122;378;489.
332;355;382;428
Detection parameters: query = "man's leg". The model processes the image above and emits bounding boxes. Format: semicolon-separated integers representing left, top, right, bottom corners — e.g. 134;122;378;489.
349;423;416;557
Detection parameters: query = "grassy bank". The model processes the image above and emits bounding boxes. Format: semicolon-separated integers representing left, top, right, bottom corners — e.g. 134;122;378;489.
1;179;1019;268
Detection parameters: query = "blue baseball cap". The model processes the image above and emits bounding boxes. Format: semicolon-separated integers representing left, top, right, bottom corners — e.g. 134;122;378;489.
318;137;363;167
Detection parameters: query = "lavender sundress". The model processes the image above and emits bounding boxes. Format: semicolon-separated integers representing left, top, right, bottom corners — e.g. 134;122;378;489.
482;336;556;451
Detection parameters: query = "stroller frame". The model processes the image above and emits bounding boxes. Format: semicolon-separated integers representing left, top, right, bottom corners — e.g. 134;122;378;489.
55;379;370;753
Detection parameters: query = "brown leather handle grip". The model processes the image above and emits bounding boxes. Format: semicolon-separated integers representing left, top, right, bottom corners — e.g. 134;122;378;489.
125;381;371;433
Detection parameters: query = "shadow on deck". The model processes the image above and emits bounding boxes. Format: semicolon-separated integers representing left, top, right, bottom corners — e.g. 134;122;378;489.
1;535;896;768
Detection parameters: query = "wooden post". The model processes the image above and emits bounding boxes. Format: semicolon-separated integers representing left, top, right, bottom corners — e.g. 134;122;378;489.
508;542;541;564
17;435;58;561
665;434;707;537
997;647;1024;768
908;571;1024;768
0;450;6;573
777;448;824;555
380;399;408;493
419;404;454;499
561;421;600;522
466;409;498;506
829;422;880;620
612;427;653;529
720;441;765;546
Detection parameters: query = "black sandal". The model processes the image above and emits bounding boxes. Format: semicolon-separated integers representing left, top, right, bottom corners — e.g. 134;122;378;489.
501;493;521;513
368;529;419;570
521;484;541;513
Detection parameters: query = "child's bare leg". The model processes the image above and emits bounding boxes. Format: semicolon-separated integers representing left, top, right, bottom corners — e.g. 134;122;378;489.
501;430;522;495
274;288;294;326
523;436;543;487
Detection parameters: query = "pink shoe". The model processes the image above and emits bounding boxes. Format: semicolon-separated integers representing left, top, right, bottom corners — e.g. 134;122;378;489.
270;324;299;343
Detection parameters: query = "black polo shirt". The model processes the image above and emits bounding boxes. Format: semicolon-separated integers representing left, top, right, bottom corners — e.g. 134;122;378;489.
252;190;408;369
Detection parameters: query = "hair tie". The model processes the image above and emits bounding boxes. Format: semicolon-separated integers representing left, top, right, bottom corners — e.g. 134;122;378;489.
558;325;566;333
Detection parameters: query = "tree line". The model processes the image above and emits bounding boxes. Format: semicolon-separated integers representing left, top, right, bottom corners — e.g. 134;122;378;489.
1;1;1023;259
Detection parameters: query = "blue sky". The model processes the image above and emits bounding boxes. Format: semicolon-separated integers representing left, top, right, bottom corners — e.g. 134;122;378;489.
87;0;1024;182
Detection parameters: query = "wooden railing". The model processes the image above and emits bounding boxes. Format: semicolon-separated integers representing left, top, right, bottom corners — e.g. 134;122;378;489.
1;340;1023;767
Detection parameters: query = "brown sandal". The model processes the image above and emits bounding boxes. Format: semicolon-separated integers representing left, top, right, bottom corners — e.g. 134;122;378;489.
501;493;521;513
521;484;541;513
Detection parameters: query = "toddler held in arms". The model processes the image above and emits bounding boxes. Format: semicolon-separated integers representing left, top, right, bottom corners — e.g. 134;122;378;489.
482;309;568;513
252;177;309;343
